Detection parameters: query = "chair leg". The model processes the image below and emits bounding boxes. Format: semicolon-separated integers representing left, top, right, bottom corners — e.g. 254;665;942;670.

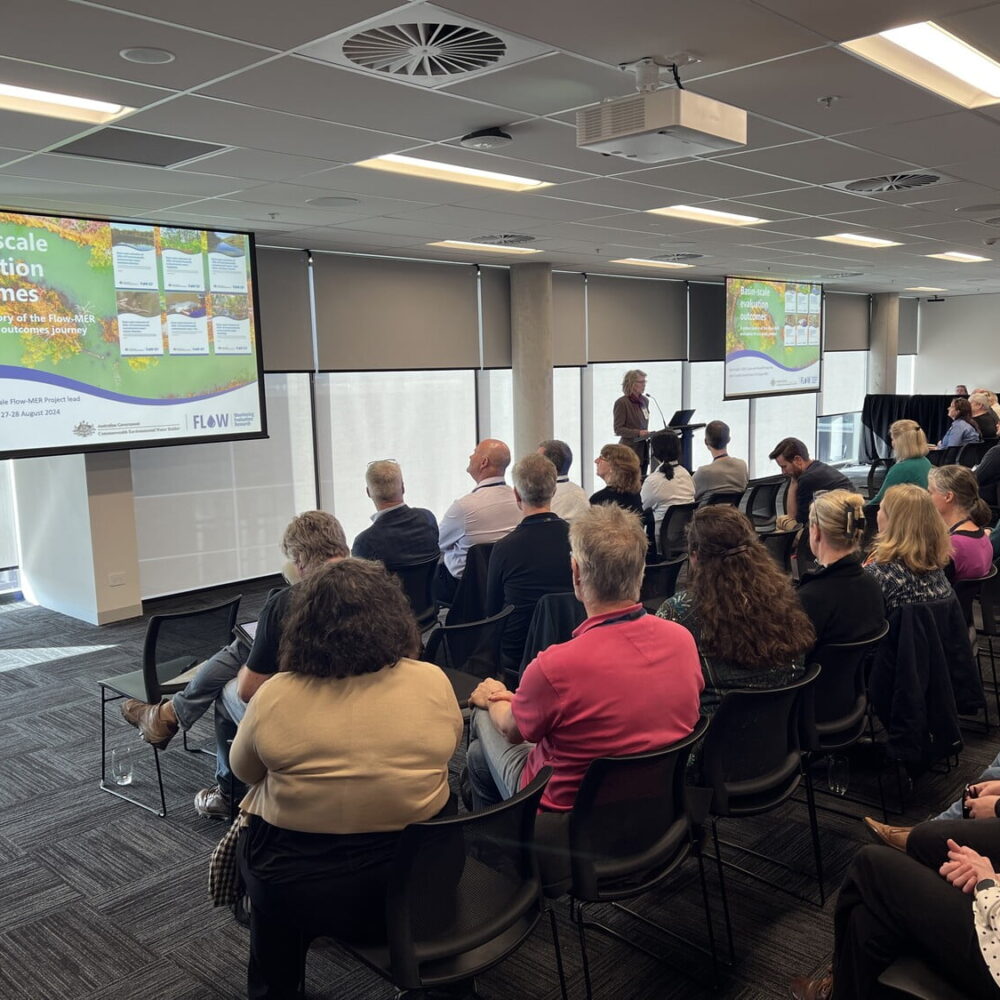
695;849;721;987
711;819;735;964
549;906;570;1000
99;687;168;817
803;768;826;906
575;900;594;1000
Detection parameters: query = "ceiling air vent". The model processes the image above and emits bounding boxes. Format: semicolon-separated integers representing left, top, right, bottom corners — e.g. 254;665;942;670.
652;251;705;262
841;173;941;193
342;23;506;77
470;234;535;245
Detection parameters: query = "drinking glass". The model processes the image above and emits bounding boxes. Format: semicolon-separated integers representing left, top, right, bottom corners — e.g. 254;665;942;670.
112;746;133;786
827;754;849;796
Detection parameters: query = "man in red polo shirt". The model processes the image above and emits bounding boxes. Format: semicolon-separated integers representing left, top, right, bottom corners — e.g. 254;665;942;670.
466;502;704;814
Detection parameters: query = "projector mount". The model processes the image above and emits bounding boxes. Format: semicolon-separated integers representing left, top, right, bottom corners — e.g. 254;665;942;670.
618;53;701;93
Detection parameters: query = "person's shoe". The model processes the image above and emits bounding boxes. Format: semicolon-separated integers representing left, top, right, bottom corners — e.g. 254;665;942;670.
194;785;232;820
790;973;833;1000
120;699;178;750
863;816;911;852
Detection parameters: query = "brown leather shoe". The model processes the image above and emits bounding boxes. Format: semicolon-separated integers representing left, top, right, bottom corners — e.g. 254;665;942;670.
121;699;178;750
790;973;833;999
863;816;911;852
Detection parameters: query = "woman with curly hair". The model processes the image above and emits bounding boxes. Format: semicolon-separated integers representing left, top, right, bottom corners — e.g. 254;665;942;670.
613;368;650;473
233;559;463;999
590;442;643;516
656;505;815;715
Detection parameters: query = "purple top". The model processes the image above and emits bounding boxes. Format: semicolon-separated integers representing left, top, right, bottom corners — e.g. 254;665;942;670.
950;530;994;581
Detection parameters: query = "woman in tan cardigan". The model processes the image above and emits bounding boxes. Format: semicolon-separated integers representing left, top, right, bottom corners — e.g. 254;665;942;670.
233;558;463;999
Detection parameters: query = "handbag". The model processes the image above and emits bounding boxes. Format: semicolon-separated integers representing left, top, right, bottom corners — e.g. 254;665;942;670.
209;812;248;907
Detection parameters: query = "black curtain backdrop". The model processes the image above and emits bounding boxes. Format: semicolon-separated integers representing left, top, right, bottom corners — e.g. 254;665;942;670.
861;394;953;462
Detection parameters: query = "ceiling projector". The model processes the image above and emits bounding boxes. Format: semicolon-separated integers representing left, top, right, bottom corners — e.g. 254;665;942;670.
576;88;747;163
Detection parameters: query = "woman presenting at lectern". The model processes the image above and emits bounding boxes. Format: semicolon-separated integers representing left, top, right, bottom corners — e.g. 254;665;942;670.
614;369;650;475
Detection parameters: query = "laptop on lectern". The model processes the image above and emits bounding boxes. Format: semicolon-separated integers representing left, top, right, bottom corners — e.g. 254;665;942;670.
667;408;695;427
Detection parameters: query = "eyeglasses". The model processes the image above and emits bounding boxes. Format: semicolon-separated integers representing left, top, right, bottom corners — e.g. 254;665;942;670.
367;459;399;467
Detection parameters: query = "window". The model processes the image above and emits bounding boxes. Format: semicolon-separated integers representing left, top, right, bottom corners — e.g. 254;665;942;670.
478;369;512;444
751;393;818;479
817;412;864;466
553;368;583;484
687;362;750;470
820;351;868;416
896;354;915;395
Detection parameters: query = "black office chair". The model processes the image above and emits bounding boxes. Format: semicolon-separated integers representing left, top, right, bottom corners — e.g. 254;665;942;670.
929;447;960;467
975;563;1000;724
98;594;241;817
640;555;686;613
515;592;586;686
425;604;514;680
387;554;439;631
302;768;561;998
549;718;718;998
659;502;697;559
759;530;796;575
701;490;744;507
878;956;974;1000
956;440;993;468
867;457;894;500
444;542;495;624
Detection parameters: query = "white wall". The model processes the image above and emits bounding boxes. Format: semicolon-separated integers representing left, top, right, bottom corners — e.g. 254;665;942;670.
914;293;1000;393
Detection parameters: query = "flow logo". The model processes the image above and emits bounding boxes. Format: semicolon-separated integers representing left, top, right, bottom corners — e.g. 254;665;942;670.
193;414;230;430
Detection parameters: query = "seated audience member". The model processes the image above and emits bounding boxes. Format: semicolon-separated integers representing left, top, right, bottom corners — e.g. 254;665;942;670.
971;391;999;440
640;431;695;547
436;438;521;602
956;384;970;397
791;822;1000;1000
234;559;463;1000
978;388;1000;421
351;459;438;565
936;396;981;450
466;503;703;816
864;484;952;614
769;437;851;530
122;511;349;819
657;505;815;717
975;440;1000;506
692;419;749;503
928;464;994;581
798;490;886;648
538;438;589;523
589;443;643;515
485;454;572;672
869;419;932;505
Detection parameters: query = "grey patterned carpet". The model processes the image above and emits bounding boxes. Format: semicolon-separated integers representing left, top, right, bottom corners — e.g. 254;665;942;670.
0;580;996;1000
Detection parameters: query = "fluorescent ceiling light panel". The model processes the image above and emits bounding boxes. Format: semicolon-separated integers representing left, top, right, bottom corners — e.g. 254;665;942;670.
843;21;1000;108
926;251;991;262
354;153;552;192
816;233;901;248
610;257;695;269
905;286;947;291
428;240;541;255
0;83;132;123
646;204;767;226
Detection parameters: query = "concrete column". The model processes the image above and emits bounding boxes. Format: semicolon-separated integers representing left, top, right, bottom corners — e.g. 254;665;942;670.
510;262;553;460
14;450;142;624
868;292;899;395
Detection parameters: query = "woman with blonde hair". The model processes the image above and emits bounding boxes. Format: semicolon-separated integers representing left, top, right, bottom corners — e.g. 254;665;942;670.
864;484;952;613
870;419;931;505
798;489;885;647
928;464;994;581
613;368;650;474
590;443;643;515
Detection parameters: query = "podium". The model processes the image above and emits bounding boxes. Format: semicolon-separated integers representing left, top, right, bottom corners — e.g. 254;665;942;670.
650;424;705;473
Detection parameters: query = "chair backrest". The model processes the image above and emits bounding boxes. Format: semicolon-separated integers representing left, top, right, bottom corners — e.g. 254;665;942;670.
953;564;998;626
701;663;821;817
659;502;697;559
701;491;744;508
445;542;495;625
385;767;551;989
387;555;439;630
436;604;514;679
956;440;992;468
867;457;893;499
979;563;1000;638
518;592;586;677
759;530;795;574
740;476;785;530
568;717;710;901
639;556;686;608
929;446;960;467
142;594;242;702
806;623;889;751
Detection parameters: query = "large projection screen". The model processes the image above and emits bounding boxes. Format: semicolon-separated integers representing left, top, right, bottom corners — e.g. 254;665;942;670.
724;276;822;400
0;209;266;460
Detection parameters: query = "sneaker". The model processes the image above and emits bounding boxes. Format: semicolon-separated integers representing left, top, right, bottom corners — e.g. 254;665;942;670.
121;699;178;750
194;785;232;820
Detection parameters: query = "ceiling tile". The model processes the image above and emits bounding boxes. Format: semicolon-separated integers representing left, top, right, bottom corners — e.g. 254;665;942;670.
898;220;999;242
451;190;632;221
838;112;1000;167
939;159;1000;188
540;177;703;211
938;5;1000;65
0;111;98;154
735;185;882;215
177;148;342;181
404;141;586;183
826;204;947;228
620;159;806;198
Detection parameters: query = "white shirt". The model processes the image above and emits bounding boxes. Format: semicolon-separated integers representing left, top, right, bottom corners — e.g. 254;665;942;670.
974;884;1000;987
551;478;590;524
438;476;522;578
640;463;695;547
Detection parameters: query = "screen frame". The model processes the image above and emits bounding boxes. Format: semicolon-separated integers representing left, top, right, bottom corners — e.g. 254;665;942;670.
0;207;268;461
722;274;824;402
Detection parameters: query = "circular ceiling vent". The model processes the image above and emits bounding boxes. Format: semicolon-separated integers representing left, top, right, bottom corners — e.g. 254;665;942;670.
843;172;941;193
470;234;535;245
652;251;705;262
342;23;506;77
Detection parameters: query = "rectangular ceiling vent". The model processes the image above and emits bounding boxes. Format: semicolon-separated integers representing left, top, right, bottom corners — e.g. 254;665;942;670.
53;128;224;168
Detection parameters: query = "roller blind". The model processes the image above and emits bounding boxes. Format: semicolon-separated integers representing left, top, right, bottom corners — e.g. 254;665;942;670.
899;296;918;355
255;248;313;371
688;282;725;362
586;274;686;362
480;266;511;368
553;271;586;366
824;292;870;351
312;254;479;370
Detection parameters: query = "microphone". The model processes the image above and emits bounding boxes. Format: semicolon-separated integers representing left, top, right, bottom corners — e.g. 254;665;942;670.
645;392;668;431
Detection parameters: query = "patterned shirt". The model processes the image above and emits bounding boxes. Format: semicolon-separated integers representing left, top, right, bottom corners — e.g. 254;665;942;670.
863;560;952;615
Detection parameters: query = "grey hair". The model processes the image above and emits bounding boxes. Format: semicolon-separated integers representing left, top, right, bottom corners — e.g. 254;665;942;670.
570;504;647;605
622;369;647;395
513;453;557;507
281;511;349;572
366;460;403;504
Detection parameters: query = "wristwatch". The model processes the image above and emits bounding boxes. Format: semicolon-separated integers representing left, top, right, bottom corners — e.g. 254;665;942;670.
975;878;997;894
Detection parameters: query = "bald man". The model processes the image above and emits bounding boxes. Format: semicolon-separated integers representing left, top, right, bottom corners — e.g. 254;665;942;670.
437;439;522;601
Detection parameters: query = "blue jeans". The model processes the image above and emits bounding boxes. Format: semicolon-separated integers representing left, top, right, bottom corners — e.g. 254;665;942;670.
466;708;534;811
935;750;1000;820
215;676;249;799
170;638;249;731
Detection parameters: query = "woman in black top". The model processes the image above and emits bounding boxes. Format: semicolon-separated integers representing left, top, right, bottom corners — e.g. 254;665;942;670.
590;443;643;516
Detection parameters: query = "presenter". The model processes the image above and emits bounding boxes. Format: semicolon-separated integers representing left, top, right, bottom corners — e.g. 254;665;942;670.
614;369;651;475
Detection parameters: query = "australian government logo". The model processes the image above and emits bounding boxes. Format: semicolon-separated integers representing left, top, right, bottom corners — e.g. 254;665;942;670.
73;420;95;438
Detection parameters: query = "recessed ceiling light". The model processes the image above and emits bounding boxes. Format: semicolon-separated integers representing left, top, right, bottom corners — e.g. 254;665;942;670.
610;257;695;269
0;82;133;124
119;47;176;65
816;233;902;248
354;153;551;192
926;251;991;262
905;286;947;291
306;196;359;207
843;21;1000;108
646;204;768;226
428;240;541;255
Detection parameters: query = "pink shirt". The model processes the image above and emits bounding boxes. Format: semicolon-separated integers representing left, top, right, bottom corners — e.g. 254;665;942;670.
512;605;704;812
950;531;993;582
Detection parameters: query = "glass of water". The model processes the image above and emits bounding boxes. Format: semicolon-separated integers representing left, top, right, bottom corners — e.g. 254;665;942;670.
827;754;849;796
112;746;133;786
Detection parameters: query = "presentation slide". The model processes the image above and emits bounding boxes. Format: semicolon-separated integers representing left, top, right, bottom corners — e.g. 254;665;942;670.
0;210;265;459
725;276;822;399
